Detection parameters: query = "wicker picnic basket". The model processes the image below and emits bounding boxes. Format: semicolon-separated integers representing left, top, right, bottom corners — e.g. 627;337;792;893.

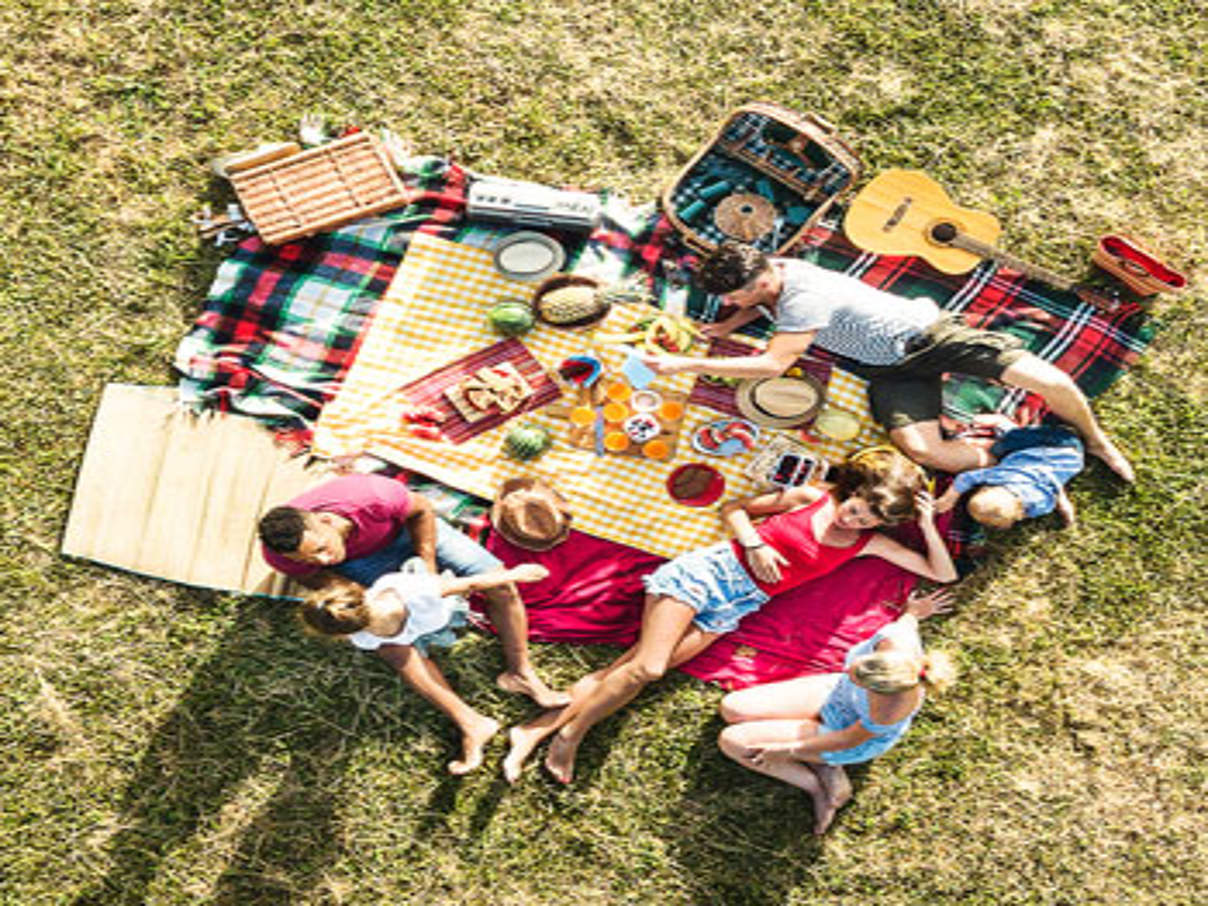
229;132;411;245
662;102;861;255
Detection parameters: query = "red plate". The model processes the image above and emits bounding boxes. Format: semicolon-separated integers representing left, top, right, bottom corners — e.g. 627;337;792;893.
666;463;726;507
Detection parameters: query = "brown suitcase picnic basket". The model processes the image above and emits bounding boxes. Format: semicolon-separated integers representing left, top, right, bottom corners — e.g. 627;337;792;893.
661;102;861;255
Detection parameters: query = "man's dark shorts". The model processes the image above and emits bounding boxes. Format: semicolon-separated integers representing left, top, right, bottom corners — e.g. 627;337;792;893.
850;314;1029;430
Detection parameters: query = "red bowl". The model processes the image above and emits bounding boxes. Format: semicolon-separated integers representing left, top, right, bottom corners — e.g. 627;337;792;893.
666;463;726;507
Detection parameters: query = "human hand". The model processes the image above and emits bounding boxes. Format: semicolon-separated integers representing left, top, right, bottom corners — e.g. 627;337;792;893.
933;487;960;514
636;352;684;376
700;319;736;340
509;563;550;584
902;587;955;620
914;490;937;524
746;544;789;584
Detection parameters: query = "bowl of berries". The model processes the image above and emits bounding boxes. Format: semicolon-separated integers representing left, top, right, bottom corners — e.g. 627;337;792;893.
691;417;760;457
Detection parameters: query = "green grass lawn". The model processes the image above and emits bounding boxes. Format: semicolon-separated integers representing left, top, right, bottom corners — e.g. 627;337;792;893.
1;1;1205;903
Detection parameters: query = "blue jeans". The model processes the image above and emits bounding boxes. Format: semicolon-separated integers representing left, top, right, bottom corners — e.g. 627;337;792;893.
333;518;502;587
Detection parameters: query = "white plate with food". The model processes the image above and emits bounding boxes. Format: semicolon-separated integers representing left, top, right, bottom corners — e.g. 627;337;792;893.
691;417;761;457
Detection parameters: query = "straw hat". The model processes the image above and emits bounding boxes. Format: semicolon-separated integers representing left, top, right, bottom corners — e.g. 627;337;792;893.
734;376;824;429
490;477;573;551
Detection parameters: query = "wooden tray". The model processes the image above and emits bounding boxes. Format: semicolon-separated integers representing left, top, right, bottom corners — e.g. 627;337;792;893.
229;132;411;245
563;387;689;460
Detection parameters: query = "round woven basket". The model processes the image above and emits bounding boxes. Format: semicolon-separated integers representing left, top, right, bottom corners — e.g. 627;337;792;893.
530;273;608;328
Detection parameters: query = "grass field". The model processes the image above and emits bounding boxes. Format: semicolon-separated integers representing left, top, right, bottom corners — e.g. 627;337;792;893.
1;1;1205;904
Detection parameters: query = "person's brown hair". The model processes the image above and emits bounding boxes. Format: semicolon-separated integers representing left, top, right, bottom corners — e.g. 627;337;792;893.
830;447;925;525
693;240;770;294
298;582;369;636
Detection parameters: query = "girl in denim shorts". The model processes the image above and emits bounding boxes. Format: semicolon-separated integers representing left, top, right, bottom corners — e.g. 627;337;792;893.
503;448;959;786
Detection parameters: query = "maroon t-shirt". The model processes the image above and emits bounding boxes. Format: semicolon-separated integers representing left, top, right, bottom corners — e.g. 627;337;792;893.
262;474;413;577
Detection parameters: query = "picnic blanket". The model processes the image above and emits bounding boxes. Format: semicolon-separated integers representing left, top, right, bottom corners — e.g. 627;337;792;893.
174;157;469;425
484;525;923;690
313;232;880;559
178;155;1155;684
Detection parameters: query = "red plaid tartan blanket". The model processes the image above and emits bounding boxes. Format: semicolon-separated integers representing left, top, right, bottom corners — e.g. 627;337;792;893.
174;158;469;425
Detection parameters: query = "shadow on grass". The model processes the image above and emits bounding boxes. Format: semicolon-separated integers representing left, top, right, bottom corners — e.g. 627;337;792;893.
71;599;482;906
664;712;871;906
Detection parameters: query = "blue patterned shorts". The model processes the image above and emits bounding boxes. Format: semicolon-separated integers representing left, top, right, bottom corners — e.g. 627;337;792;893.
644;542;770;635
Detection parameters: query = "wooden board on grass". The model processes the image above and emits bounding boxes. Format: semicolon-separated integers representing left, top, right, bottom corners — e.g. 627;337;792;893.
61;384;328;597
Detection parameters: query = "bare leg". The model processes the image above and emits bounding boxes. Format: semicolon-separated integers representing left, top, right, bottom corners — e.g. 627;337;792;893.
376;645;500;774
719;673;843;724
1055;486;1077;526
717;719;845;835
502;662;621;784
480;584;570;708
544;595;717;784
890;420;996;473
1001;355;1134;482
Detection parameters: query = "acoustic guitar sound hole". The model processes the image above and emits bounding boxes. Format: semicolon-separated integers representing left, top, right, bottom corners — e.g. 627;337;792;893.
930;222;957;244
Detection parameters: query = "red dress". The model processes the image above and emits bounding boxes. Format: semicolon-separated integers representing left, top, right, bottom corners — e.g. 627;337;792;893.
730;494;872;598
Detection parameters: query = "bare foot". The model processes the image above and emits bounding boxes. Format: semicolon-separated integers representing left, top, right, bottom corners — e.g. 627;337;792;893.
807;764;852;836
497;670;571;709
544;729;580;784
503;723;557;784
1055;488;1077;527
1086;440;1135;483
447;715;500;775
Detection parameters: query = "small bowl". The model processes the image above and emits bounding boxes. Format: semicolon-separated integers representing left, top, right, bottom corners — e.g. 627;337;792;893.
623;412;661;443
666;463;726;507
630;389;663;413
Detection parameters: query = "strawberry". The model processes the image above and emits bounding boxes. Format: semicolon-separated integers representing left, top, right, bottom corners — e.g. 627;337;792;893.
407;424;446;442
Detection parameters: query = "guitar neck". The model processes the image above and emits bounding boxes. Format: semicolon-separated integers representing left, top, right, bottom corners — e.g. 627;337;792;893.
949;233;1075;291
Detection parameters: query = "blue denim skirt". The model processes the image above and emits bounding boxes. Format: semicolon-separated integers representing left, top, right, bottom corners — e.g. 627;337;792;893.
644;542;770;635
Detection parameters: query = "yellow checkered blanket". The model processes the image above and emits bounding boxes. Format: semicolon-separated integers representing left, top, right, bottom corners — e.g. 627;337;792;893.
315;233;884;558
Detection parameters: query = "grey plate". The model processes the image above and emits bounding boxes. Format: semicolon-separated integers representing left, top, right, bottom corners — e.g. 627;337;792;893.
492;231;565;282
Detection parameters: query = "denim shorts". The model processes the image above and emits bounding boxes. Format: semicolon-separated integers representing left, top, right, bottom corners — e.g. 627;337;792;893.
334;517;502;587
644;542;770;635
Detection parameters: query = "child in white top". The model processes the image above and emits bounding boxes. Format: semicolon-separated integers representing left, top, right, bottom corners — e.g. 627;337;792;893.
301;560;549;775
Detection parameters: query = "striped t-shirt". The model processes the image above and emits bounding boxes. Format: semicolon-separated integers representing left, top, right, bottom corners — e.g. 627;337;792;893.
772;259;940;366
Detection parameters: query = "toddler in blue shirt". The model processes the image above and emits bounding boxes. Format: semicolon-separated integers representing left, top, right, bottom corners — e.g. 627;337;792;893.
935;423;1084;529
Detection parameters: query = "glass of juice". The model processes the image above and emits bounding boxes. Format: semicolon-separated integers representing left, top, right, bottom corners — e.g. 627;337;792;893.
602;402;629;423
658;399;684;422
605;380;633;403
641;439;670;460
569;405;596;426
603;431;631;452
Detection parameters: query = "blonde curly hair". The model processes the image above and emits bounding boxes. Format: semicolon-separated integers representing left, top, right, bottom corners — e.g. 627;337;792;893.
851;648;957;695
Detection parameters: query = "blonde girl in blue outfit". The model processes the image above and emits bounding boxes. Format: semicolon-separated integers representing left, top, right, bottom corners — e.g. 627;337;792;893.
717;587;956;835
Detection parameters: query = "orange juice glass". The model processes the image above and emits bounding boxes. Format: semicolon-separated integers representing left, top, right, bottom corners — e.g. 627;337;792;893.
603;431;630;452
658;400;684;421
569;405;596;426
605;380;633;402
602;402;629;423
642;439;670;460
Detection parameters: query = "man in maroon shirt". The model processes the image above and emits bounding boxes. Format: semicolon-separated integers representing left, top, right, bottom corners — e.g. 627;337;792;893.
258;474;567;715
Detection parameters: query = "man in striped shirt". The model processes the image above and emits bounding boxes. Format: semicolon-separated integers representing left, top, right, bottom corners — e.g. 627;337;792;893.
640;240;1133;482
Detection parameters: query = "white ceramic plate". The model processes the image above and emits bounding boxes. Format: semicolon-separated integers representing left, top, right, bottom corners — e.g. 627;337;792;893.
492;231;565;282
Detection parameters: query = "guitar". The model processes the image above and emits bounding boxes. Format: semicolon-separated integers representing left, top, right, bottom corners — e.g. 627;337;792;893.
843;169;1119;311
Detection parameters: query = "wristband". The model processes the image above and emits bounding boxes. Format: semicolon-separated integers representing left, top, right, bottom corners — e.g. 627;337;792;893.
740;540;767;550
